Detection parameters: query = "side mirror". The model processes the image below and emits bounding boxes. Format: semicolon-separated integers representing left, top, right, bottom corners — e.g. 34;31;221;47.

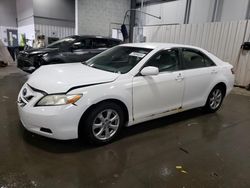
140;66;159;76
71;43;81;51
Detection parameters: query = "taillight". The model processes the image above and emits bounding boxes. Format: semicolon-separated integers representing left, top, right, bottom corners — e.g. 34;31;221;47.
231;68;235;74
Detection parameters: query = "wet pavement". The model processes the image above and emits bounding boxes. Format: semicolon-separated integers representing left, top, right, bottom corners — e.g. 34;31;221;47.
1;65;250;188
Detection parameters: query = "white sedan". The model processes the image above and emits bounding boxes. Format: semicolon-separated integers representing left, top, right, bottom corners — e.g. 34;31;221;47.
17;43;235;144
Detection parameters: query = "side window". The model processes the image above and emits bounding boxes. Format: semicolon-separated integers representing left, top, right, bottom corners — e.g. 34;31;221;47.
73;39;90;49
92;38;109;49
182;49;215;69
204;55;216;67
146;49;179;72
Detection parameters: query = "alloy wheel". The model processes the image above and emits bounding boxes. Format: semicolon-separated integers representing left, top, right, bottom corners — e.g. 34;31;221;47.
209;89;222;110
92;109;120;141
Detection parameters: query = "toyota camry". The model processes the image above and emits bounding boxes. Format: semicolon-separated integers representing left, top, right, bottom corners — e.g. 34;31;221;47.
17;43;235;144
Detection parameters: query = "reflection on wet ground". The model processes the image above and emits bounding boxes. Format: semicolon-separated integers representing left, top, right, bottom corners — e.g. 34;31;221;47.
1;65;250;187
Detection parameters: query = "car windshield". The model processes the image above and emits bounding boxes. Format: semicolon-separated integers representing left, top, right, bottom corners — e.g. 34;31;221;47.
47;37;77;48
85;46;152;74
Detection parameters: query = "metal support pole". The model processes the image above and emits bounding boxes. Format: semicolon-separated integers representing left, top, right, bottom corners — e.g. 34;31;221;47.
184;0;192;24
129;0;136;43
246;0;250;20
212;0;224;22
75;0;78;35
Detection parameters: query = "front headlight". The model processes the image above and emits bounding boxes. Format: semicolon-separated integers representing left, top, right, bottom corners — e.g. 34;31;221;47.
36;94;82;106
41;53;49;61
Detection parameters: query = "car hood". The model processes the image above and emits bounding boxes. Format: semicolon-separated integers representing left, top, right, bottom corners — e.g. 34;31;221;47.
27;63;120;93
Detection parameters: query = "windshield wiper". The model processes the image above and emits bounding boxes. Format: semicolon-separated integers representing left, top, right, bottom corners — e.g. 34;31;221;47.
81;61;89;66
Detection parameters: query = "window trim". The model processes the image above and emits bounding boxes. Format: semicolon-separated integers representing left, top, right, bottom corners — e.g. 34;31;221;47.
73;38;92;49
136;48;182;76
180;48;216;70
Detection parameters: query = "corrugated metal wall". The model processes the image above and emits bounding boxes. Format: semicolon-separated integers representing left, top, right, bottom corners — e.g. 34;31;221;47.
140;20;250;87
35;24;75;39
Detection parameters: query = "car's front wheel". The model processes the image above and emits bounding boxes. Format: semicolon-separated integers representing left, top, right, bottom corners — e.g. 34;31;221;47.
204;86;224;113
79;102;124;145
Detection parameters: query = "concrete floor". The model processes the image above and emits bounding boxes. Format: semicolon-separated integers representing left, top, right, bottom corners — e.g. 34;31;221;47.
1;65;250;188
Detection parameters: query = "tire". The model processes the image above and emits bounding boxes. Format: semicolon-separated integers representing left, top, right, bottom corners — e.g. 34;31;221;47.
79;102;124;145
203;86;225;113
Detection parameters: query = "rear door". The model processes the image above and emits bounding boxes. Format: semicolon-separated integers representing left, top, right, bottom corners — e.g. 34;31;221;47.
180;48;217;109
132;48;185;121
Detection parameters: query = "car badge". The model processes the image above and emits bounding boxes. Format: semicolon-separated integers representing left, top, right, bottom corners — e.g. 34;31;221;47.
22;88;27;96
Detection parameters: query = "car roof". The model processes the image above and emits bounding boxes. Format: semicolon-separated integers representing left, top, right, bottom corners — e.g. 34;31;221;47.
121;42;226;66
70;35;122;41
120;42;205;51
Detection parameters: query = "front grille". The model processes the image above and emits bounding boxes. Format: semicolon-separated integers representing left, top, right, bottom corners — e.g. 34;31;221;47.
17;54;35;67
18;84;46;108
19;85;36;107
24;95;34;102
18;96;26;107
17;59;32;67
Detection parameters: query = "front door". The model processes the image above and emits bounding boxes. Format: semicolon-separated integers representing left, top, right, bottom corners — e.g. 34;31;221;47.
132;49;185;121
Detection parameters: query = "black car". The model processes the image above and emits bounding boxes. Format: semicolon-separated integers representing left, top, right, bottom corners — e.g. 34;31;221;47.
17;35;122;73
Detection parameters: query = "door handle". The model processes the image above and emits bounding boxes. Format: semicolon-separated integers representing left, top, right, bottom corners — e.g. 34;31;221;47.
211;70;218;74
175;74;184;81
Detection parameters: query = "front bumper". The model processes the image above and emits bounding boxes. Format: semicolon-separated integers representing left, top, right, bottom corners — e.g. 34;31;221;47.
17;84;85;140
17;53;46;73
17;55;36;73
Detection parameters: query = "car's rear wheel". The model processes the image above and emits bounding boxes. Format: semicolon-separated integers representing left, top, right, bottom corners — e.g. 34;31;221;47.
204;86;224;113
79;102;124;145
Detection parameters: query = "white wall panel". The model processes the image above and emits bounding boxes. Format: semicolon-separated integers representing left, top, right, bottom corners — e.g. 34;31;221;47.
221;0;249;22
141;20;250;86
140;0;186;25
141;0;248;25
78;0;130;36
0;0;17;27
189;0;215;23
